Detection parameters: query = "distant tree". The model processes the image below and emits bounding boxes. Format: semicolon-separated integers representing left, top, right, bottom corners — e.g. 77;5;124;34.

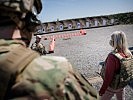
109;12;133;24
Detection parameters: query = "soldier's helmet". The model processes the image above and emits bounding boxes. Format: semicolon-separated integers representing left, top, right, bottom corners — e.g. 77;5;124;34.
0;0;42;32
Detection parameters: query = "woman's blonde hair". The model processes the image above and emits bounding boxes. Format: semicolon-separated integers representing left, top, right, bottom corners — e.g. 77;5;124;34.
111;31;132;57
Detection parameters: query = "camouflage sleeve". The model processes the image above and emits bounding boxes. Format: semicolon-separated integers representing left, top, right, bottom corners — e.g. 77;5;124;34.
31;43;37;50
10;56;99;100
38;43;44;48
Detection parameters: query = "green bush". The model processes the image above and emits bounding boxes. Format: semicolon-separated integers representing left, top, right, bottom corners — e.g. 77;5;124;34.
109;12;133;24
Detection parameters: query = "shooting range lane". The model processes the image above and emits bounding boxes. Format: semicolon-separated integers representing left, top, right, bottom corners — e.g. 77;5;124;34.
30;25;133;99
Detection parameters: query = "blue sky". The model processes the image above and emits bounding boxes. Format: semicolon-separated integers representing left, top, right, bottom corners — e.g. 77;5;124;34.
38;0;133;23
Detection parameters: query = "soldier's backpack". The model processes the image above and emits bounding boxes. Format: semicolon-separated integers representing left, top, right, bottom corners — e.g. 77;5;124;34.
99;52;133;89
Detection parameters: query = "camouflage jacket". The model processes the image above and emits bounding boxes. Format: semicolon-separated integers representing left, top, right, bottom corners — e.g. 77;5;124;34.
31;42;47;55
0;39;99;100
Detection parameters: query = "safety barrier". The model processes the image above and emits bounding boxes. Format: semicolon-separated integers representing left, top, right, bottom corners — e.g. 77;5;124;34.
42;30;86;40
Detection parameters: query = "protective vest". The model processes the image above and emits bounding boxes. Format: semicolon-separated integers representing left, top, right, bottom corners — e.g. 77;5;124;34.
99;52;133;89
31;42;47;55
0;39;39;100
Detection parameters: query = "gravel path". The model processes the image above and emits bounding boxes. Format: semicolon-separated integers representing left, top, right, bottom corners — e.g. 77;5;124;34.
31;25;133;100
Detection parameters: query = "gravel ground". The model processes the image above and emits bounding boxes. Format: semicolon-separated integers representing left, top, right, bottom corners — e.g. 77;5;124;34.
30;25;133;100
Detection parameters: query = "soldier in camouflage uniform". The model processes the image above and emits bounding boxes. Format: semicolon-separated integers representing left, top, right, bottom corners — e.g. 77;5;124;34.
0;0;99;100
31;35;47;55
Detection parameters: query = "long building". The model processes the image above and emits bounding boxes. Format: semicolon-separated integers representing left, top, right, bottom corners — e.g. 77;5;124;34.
35;14;117;34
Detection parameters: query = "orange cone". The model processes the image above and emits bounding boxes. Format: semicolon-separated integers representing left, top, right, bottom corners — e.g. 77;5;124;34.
80;29;87;35
49;37;55;53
